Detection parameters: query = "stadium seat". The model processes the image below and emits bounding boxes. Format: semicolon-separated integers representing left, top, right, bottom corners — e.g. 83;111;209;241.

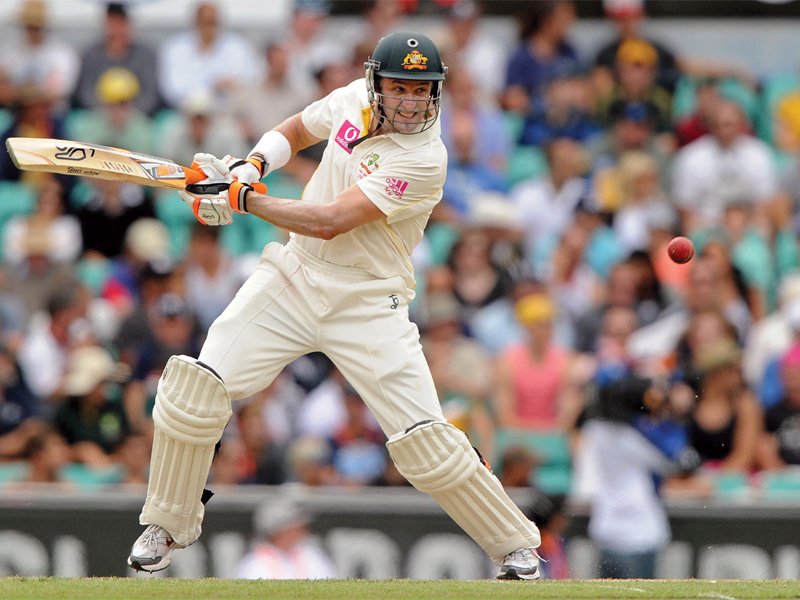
672;75;759;124
505;146;549;188
493;427;572;495
0;462;29;487
0;108;12;134
155;191;195;257
58;463;124;490
0;181;36;224
759;469;800;501
64;109;94;140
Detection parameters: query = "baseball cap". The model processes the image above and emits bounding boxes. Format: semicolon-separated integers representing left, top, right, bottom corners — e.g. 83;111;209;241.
96;67;140;104
125;218;170;261
154;293;191;319
515;294;556;325
253;497;310;538
616;38;658;67
693;338;742;375
64;346;129;396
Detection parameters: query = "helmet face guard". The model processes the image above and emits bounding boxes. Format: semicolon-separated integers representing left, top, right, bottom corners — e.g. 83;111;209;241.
365;32;447;135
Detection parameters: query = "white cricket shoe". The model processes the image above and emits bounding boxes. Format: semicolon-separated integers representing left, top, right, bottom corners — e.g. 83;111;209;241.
496;547;542;580
127;524;176;573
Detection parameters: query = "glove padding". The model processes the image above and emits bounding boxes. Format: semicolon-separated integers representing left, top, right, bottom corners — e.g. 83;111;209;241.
179;153;255;226
225;154;264;185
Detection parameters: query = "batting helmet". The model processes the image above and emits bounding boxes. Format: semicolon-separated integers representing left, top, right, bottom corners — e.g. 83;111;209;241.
365;32;448;134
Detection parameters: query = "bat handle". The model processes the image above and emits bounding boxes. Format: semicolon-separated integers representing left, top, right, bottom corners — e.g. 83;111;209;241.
185;167;267;194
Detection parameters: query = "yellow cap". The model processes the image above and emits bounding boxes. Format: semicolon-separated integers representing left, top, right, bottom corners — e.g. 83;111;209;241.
96;67;140;104
616;38;658;67
515;294;556;325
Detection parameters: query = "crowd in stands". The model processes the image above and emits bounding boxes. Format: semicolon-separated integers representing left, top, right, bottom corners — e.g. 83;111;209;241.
3;0;800;573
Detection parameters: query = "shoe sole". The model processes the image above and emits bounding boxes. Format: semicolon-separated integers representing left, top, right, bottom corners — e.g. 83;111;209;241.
496;567;540;581
127;556;171;573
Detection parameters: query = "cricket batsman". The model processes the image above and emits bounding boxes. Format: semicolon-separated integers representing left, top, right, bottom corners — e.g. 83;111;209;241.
128;31;542;580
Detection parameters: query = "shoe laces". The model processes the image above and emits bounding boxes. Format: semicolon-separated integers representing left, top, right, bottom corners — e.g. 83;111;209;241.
507;547;546;564
141;525;169;551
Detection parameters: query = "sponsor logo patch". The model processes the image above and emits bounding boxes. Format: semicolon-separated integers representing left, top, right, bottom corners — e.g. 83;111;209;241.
356;152;381;179
402;50;428;71
385;177;409;199
335;120;361;154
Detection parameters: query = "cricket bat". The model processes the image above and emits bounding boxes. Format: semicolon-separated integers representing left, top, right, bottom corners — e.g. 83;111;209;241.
5;137;266;193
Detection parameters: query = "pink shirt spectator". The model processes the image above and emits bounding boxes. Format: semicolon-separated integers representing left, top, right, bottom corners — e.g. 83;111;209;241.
501;343;569;428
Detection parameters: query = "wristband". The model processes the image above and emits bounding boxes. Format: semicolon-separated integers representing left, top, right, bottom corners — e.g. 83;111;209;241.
249;130;291;175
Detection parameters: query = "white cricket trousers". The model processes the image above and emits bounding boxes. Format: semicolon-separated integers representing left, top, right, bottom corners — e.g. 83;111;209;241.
198;241;445;436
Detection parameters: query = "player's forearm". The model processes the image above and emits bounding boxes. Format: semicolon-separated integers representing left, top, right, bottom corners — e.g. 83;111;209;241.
245;193;340;239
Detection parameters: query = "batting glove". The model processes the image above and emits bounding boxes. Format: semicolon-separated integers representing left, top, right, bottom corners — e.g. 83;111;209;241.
179;153;236;226
225;154;265;185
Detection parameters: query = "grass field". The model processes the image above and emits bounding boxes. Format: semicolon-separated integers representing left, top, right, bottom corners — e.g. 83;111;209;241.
1;578;799;600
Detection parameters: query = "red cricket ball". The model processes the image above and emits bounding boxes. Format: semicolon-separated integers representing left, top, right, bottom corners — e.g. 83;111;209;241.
667;236;695;264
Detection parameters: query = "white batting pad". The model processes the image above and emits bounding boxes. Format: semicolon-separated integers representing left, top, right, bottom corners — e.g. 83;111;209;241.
140;355;231;547
386;421;540;564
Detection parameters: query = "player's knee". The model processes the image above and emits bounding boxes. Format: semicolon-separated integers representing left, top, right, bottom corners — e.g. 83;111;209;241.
153;355;232;444
386;420;481;494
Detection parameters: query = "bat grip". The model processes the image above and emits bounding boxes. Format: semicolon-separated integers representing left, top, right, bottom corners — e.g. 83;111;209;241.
185;167;267;194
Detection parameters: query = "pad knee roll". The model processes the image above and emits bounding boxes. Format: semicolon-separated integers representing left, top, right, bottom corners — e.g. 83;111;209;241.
141;355;232;547
387;421;540;563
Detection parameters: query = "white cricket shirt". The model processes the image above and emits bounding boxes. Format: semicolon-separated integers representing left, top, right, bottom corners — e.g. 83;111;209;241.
295;78;447;291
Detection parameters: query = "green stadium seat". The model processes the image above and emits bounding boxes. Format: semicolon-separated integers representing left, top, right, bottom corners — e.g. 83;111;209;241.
506;146;548;188
64;109;94;141
0;181;36;224
58;463;124;490
0;108;12;134
672;75;759;125
0;462;29;486
760;470;800;501
493;427;572;495
155;191;195;258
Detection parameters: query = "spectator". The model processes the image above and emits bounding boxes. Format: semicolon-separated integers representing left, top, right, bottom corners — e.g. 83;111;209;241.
281;0;337;89
582;375;699;579
510;138;589;270
0;0;79;112
593;0;681;95
115;431;150;485
184;224;241;331
157;2;259;109
73;2;161;116
757;343;800;470
123;293;201;432
226;41;314;146
285;436;338;486
611;151;677;254
2;176;81;268
329;384;387;486
744;273;800;392
589;99;672;210
100;218;172;320
71;67;154;155
674;77;722;148
77;182;157;261
420;291;493;443
53;345;130;467
112;257;177;370
17;427;72;485
4;221;78;325
0;344;43;460
160;90;248;168
18;282;89;405
447;228;509;322
235;496;337;579
0;84;67;184
687;336;763;473
233;400;287;485
439;0;508;103
493;293;583;431
501;1;580;119
441;66;512;184
672;100;778;235
518;76;600;147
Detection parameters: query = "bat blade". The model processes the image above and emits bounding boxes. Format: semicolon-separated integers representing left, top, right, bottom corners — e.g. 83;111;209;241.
6;137;199;190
